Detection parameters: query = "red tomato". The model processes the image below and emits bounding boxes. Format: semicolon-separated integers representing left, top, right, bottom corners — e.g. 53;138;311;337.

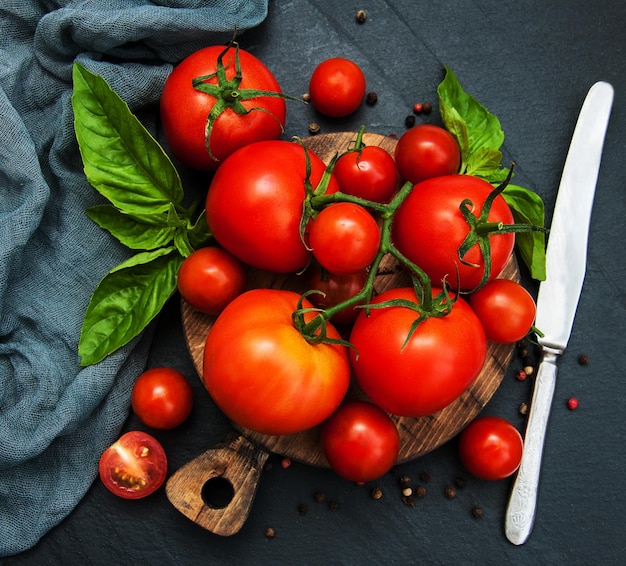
177;247;247;315
131;367;194;430
392;174;515;290
99;431;167;499
203;289;351;435
333;145;398;203
308;58;366;118
349;287;487;417
458;416;523;480
309;203;380;275
468;278;536;343
160;44;286;171
206;140;339;273
394;124;461;184
320;401;400;482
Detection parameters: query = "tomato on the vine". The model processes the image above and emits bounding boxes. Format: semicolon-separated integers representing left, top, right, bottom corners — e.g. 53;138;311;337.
458;416;523;480
394;124;461;184
392;174;515;290
309;203;380;275
308;57;366;118
206;140;339;273
177;247;247;315
99;431;167;499
203;289;350;435
349;286;487;417
321;401;400;483
160;44;286;171
468;278;536;343
131;367;194;430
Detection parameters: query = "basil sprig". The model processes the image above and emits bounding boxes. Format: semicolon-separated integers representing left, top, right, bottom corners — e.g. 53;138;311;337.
438;66;546;281
72;63;211;366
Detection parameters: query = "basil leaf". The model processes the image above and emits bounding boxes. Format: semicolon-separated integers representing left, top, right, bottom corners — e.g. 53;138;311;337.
78;247;184;366
72;62;184;215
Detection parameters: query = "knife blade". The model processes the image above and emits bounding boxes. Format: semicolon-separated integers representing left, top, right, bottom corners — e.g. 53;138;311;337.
504;81;614;546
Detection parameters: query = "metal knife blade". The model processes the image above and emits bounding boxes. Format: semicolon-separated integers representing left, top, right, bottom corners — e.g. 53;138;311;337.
504;81;614;546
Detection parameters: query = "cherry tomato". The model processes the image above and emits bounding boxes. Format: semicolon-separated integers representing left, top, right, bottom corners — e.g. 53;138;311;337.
131;367;194;430
321;401;400;482
203;289;350;435
468;278;536;343
307;265;368;325
99;431;167;499
333;145;398;203
177;247;247;315
308;57;366;118
392;174;515;290
160;44;286;171
309;203;380;275
206;140;339;273
349;286;487;417
458;416;523;480
394;124;461;184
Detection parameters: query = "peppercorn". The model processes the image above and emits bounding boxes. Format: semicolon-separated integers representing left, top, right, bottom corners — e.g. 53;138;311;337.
281;457;291;468
523;365;534;377
402;494;416;507
471;505;484;519
328;499;340;511
515;369;527;381
398;475;412;489
567;397;579;410
265;527;276;539
404;115;416;128
519;402;529;415
413;102;423;114
308;122;321;135
313;490;327;503
302;92;311;102
578;354;590;366
415;485;427;498
402;487;413;497
445;485;457;499
455;476;466;489
422;102;432;114
355;9;367;23
419;472;431;483
297;503;308;515
370;486;383;500
365;91;378;106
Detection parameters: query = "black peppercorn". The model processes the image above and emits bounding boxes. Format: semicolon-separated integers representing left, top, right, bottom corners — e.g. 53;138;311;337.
328;499;340;511
366;91;378;106
313;490;327;503
404;115;416;128
471;505;484;518
422;102;432;114
578;353;590;366
445;485;457;499
370;486;383;500
297;503;308;515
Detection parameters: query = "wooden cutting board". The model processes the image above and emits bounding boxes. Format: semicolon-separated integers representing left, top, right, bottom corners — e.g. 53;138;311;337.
166;132;519;536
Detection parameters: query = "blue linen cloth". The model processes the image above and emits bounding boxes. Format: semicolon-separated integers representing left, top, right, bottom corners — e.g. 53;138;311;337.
0;0;268;557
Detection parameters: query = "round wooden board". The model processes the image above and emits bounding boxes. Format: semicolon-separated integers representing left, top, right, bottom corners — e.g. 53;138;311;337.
181;132;519;467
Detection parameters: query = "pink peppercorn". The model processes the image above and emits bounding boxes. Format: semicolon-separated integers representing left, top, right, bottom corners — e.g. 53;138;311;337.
567;397;579;411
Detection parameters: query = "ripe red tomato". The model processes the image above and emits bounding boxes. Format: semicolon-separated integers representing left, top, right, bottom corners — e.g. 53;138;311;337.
177;247;247;315
308;57;366;118
392;174;515;290
394;124;461;184
131;367;194;430
468;278;536;343
99;431;167;499
333;145;398;203
206;140;339;273
203;289;351;435
349;286;487;417
458;416;523;480
309;203;380;275
320;401;400;482
160;44;286;171
307;265;368;325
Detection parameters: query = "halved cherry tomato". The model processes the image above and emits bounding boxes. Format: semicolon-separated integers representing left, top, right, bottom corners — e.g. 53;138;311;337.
99;431;167;499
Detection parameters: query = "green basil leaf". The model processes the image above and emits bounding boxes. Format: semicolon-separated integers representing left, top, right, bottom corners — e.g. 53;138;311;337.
78;247;184;366
186;209;213;251
72;62;184;214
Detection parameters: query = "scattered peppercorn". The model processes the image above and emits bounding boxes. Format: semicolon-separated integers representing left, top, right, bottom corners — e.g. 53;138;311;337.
398;475;412;489
402;486;413;498
415;485;427;498
281;457;291;468
302;92;311;102
445;485;457;499
402;494;416;507
578;354;590;366
297;503;308;515
308;122;321;135
265;527;276;539
404;115;416;128
422;102;432;114
313;490;327;503
455;477;466;489
328;499;340;512
515;369;527;381
471;505;484;519
365;91;378;106
370;486;383;500
523;365;534;377
567;397;579;410
519;402;529;415
419;472;431;483
412;102;423;114
355;9;367;23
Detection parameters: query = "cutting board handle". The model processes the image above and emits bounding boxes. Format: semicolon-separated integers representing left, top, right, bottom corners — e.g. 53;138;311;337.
165;433;270;536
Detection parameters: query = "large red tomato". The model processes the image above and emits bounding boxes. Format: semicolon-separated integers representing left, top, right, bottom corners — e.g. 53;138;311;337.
349;287;487;417
392;174;515;290
202;289;351;435
160;44;286;171
206;140;339;273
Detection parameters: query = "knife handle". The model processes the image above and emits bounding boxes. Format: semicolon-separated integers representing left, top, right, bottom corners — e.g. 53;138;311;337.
505;348;559;545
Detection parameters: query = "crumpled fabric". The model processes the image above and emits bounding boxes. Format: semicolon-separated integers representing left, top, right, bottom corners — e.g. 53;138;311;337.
0;0;268;557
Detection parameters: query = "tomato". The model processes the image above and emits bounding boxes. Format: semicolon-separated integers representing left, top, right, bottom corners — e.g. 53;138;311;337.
131;367;194;430
206;140;339;273
177;247;247;315
392;174;515;290
307;265;368;325
349;287;487;417
333;145;398;203
99;431;167;499
468;278;536;343
309;203;380;275
308;57;366;118
203;289;350;435
160;44;286;171
394;124;461;184
458;416;523;480
320;401;400;482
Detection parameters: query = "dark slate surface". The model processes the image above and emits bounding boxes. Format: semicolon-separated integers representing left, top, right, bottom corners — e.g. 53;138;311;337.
6;1;625;564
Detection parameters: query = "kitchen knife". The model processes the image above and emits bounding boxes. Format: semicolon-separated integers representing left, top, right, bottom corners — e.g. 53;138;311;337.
504;81;614;546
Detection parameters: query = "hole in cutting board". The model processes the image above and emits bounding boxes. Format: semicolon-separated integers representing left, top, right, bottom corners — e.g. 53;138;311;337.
201;476;235;509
